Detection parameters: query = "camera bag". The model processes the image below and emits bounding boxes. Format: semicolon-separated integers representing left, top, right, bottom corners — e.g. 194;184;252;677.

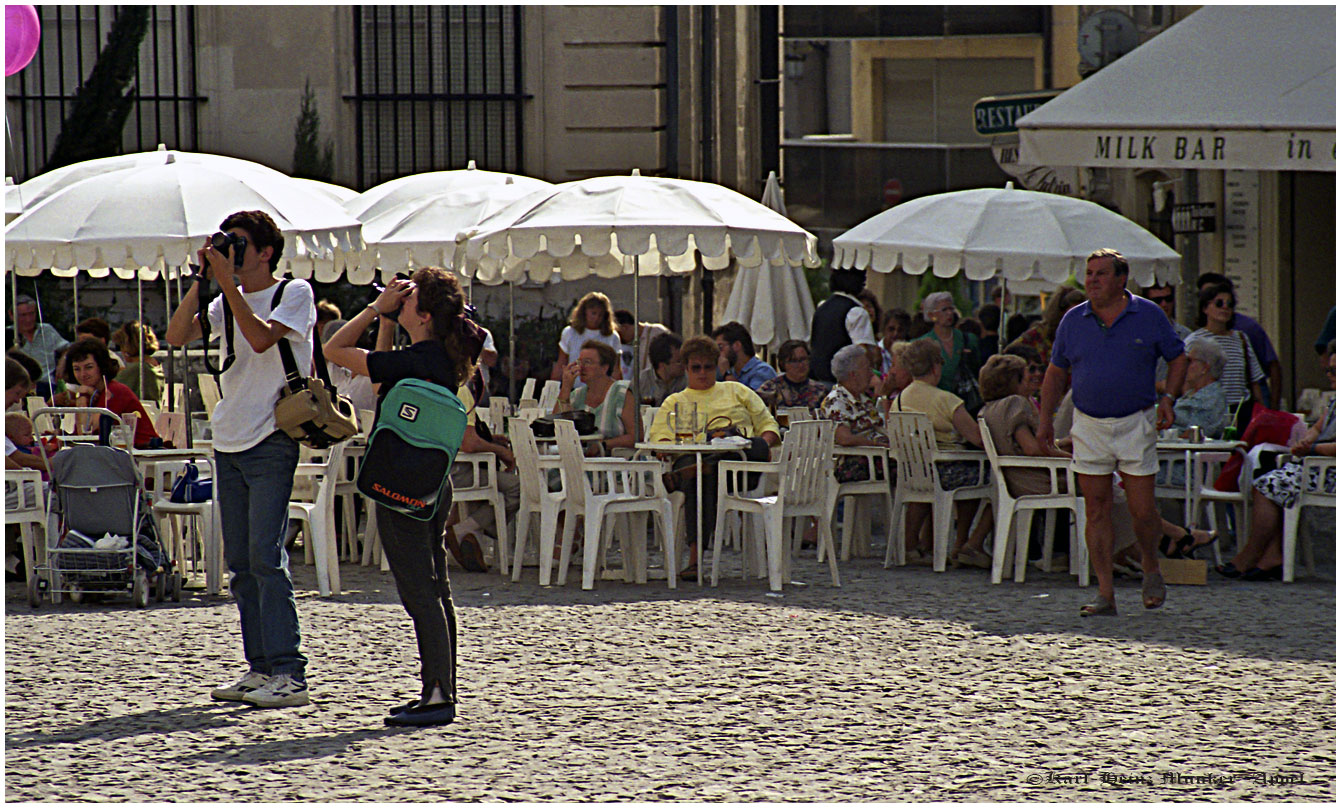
267;280;361;449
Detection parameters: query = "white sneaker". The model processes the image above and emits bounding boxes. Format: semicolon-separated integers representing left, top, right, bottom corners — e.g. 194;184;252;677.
210;671;270;702
242;673;310;708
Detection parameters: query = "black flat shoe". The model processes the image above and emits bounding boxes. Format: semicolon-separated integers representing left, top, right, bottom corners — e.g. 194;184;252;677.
1215;562;1243;579
388;699;421;716
1242;565;1284;582
385;701;456;727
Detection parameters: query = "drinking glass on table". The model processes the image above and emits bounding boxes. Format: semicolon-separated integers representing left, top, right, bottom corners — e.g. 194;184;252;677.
673;403;699;444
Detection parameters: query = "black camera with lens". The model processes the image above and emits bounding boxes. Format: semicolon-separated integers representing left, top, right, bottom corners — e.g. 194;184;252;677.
209;231;248;268
371;272;413;320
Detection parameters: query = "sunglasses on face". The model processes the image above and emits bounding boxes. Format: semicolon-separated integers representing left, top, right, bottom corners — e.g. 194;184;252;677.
1148;295;1174;304
1211;299;1235;309
785;356;809;365
687;363;716;372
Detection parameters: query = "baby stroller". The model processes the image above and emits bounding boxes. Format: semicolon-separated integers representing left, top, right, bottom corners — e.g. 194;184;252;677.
30;426;178;608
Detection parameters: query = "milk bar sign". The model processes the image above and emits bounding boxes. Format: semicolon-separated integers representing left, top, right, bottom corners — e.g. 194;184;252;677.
973;91;1062;137
1018;127;1336;172
1171;202;1216;234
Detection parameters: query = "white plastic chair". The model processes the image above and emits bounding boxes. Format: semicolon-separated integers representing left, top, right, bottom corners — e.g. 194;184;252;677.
538;380;562;412
508;417;570;585
828;446;893;562
289;441;344;596
1190;451;1250;557
714;419;839;591
153;411;188;449
24;396;45;421
1282;456;1335;582
451;452;510;573
519;378;537;402
5;468;47;594
551;420;677;590
978;417;1089;586
196;373;221;417
884;412;992;572
778;406;813;426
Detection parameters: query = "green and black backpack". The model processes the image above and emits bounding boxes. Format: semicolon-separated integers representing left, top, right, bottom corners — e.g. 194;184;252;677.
356;379;467;520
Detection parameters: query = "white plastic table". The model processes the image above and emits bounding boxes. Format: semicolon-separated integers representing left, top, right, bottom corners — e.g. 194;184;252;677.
634;440;745;586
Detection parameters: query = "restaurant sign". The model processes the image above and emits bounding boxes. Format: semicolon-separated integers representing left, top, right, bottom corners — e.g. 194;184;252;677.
1171;202;1216;234
1017;128;1335;172
973;91;1062;137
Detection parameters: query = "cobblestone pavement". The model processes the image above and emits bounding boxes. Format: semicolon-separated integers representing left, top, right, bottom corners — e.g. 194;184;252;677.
6;536;1335;802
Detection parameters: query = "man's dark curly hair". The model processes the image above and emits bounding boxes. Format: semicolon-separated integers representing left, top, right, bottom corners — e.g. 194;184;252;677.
220;210;284;271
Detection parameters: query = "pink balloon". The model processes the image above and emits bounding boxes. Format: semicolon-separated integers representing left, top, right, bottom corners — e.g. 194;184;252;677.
5;5;40;77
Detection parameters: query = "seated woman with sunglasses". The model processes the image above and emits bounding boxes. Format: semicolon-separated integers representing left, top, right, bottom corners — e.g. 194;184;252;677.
755;339;830;413
1186;283;1264;410
554;340;636;457
648;336;780;578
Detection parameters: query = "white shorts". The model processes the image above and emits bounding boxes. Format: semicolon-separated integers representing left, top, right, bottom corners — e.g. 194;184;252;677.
1070;406;1158;477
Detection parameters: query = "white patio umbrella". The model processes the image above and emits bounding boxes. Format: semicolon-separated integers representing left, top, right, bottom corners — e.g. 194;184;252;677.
721;170;816;352
10;144;292;217
832;183;1181;288
350;174;554;283
459;170;819;417
5;151;363;279
294;178;359;205
345;161;552;224
5;178;24;224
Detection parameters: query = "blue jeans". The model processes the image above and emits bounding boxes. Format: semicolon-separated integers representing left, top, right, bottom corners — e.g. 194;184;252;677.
215;431;306;679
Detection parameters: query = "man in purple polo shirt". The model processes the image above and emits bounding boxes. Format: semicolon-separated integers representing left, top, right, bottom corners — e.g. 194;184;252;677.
1039;249;1188;617
1196;272;1280;408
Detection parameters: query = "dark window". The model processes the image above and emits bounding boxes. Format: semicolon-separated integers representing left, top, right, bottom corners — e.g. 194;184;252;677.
783;6;1045;39
3;6;201;181
350;5;526;190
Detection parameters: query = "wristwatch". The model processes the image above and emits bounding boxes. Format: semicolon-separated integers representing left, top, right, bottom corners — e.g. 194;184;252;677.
1161;392;1177;402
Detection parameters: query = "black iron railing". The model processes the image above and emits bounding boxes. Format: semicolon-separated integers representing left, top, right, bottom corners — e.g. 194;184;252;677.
4;5;203;181
349;5;528;190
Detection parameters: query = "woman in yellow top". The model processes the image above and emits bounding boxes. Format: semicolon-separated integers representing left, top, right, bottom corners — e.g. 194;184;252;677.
890;340;984;565
649;336;780;577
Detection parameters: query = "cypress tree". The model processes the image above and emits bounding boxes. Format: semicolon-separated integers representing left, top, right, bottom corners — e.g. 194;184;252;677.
40;7;151;173
292;79;334;181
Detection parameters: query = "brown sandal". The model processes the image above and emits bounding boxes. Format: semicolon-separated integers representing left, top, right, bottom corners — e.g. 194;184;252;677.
444;526;488;573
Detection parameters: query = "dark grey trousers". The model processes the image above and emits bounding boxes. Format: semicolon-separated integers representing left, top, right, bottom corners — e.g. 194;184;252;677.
374;503;458;703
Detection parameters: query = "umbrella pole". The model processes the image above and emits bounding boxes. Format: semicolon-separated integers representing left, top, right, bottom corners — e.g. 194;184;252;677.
72;276;78;325
137;274;144;399
508;282;516;405
632;254;641;442
164;272;175;411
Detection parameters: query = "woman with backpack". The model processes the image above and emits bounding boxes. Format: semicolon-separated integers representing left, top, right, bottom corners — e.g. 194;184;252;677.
324;267;485;728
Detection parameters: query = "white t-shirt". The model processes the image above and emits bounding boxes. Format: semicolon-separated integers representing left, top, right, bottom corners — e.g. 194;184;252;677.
479;328;496;389
837;294;877;346
5;436;17;457
206;279;316;452
559;326;622;370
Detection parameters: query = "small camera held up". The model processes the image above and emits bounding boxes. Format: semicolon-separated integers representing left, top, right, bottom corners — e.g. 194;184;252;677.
371;272;413;320
209;231;248;268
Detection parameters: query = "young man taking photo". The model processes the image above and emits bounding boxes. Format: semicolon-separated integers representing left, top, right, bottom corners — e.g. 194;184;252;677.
166;210;315;708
